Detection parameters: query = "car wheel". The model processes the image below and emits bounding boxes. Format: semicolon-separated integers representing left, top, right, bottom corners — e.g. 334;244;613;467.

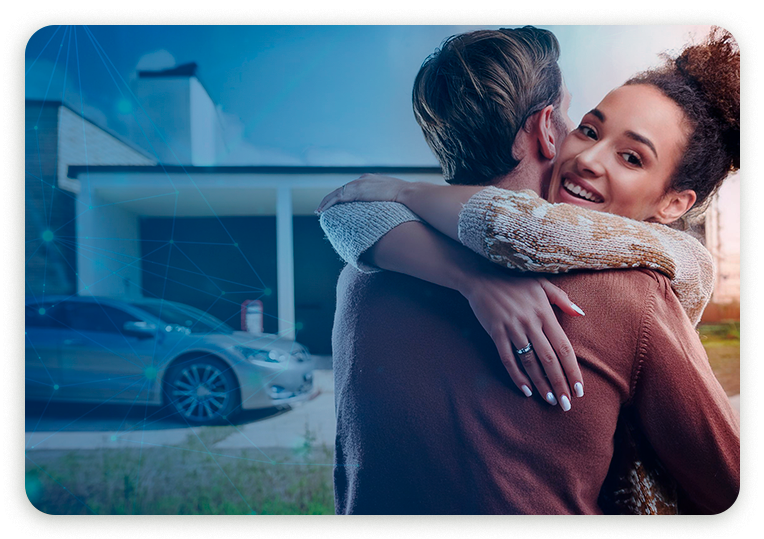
165;356;240;425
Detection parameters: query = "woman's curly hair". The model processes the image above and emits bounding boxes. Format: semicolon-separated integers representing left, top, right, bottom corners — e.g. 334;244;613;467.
625;27;740;215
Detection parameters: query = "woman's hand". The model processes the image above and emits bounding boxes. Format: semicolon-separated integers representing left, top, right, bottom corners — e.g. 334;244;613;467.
316;174;410;213
460;269;585;411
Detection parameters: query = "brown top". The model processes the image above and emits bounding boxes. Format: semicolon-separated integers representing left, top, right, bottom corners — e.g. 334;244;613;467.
332;266;739;515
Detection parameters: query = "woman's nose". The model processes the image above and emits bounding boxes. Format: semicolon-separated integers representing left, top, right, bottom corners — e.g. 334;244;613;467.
575;144;606;177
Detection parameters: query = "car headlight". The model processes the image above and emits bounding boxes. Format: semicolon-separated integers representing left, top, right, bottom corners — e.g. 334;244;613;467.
235;346;289;364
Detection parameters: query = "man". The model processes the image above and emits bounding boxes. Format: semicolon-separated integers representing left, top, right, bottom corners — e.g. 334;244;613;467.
323;27;738;514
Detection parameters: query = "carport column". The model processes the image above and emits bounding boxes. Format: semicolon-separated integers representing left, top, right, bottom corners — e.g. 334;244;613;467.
276;186;296;340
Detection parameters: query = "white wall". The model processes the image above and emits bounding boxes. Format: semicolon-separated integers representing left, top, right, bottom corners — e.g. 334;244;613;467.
76;190;142;300
189;77;219;166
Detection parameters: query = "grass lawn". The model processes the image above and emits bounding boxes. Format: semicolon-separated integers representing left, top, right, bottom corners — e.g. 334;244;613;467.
698;321;740;396
25;427;335;515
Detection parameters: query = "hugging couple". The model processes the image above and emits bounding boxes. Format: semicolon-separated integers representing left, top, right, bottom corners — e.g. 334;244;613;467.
316;26;739;515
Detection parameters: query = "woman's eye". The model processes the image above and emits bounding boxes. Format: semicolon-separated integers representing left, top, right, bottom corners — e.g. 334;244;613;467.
578;125;597;139
621;152;643;167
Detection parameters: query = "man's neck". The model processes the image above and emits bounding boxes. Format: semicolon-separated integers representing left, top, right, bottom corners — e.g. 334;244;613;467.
490;157;553;199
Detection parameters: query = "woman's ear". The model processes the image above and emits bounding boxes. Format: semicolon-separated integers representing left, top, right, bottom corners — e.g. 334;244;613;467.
652;189;698;224
534;105;557;161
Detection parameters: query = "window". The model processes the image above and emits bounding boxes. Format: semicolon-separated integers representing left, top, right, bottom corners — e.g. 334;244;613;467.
25;303;67;329
65;303;140;334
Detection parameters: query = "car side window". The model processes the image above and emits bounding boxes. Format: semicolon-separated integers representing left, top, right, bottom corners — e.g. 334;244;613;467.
26;303;67;329
65;303;140;334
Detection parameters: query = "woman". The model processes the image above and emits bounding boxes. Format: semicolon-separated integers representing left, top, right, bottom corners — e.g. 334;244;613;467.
319;29;739;513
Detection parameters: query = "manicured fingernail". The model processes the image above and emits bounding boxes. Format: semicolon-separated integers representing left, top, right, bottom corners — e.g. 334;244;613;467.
521;385;532;397
571;303;585;316
560;395;571;412
546;392;557;406
574;382;584;398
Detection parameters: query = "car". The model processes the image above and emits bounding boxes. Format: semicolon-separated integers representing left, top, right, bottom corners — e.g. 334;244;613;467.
25;295;316;425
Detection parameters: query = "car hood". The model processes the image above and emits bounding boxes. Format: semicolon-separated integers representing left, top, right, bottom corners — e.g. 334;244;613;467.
191;331;307;354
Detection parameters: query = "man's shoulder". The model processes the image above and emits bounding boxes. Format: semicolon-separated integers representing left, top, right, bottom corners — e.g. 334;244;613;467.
338;264;461;303
551;268;671;321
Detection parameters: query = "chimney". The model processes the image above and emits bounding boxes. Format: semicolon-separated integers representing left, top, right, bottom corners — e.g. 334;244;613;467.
130;62;220;166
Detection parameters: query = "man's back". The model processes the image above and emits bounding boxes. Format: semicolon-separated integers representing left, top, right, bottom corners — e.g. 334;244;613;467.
332;266;738;514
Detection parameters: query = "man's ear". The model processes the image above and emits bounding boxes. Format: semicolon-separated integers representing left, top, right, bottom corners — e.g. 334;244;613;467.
532;105;557;161
652;189;698;224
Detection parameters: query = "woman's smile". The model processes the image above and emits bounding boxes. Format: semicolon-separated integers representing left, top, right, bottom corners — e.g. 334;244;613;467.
557;174;604;204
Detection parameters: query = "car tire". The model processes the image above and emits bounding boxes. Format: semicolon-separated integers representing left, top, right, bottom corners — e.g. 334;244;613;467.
164;355;240;426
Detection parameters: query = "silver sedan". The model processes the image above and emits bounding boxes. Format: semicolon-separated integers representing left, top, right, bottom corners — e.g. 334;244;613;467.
25;296;316;425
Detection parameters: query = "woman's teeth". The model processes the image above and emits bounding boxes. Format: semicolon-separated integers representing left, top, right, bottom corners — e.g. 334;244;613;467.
563;179;602;203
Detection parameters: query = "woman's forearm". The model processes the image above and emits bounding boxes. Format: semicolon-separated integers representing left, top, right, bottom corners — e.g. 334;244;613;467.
363;220;492;295
397;183;483;242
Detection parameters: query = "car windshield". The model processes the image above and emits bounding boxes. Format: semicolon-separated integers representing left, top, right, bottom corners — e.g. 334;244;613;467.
130;300;235;335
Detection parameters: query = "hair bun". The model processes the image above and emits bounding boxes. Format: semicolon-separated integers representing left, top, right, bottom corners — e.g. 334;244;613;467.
675;27;740;169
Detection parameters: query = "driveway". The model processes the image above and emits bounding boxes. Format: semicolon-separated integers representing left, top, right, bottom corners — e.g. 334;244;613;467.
25;370;336;451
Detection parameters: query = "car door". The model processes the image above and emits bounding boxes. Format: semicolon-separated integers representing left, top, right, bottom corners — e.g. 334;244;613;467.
58;301;157;403
25;301;68;401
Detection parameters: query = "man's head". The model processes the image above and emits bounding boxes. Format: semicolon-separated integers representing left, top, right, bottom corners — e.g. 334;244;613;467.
412;26;572;187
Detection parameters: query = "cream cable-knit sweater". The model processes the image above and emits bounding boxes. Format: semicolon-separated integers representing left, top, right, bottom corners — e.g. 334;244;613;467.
319;187;715;327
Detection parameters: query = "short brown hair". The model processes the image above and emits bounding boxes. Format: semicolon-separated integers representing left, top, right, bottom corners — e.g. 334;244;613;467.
412;26;564;185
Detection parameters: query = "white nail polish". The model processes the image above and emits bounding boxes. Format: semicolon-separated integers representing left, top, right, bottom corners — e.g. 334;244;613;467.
522;385;532;397
571;303;585;316
546;392;558;406
574;382;584;398
560;395;571;412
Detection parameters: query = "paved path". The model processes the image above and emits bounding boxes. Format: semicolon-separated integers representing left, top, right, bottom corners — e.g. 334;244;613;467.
25;370;336;451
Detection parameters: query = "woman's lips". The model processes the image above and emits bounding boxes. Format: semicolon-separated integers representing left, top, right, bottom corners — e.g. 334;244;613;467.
558;176;604;204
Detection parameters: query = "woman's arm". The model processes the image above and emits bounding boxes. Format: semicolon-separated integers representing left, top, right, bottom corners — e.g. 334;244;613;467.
320;204;586;408
318;176;714;326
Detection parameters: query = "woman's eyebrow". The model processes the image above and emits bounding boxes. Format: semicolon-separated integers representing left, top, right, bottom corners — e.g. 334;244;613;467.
625;131;658;159
587;108;659;159
588;108;605;122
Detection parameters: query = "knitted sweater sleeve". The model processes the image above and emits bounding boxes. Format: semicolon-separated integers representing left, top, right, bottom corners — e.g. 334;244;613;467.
458;187;715;327
319;201;422;273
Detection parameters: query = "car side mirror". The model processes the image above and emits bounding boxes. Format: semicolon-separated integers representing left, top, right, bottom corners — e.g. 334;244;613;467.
123;321;157;339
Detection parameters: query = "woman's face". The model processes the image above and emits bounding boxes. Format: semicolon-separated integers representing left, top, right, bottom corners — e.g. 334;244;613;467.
548;84;689;222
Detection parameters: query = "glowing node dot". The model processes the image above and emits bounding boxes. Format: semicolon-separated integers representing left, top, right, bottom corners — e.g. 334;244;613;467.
42;230;54;242
33;125;38;130
38;308;46;315
295;322;304;331
117;99;132;114
264;288;272;296
88;206;92;209
234;243;238;247
169;239;174;244
110;435;117;441
53;384;59;390
221;291;225;295
144;367;157;380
